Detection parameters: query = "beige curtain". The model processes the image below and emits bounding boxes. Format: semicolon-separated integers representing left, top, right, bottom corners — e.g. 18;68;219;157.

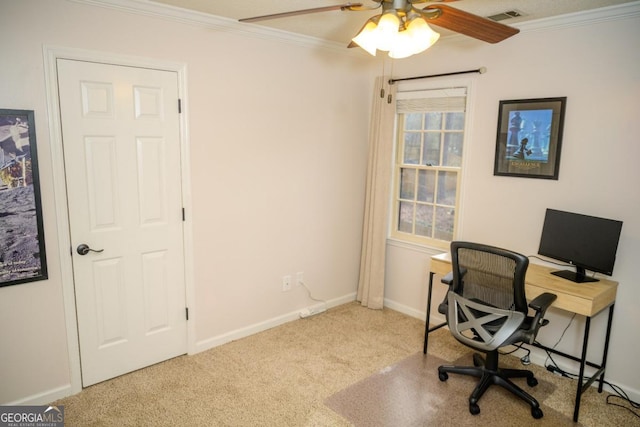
357;76;397;309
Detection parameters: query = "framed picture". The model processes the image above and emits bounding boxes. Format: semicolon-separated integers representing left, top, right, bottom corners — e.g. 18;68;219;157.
0;109;47;287
494;97;566;179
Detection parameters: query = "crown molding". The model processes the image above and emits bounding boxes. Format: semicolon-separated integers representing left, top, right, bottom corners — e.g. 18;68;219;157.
69;0;640;53
67;0;358;56
514;1;640;33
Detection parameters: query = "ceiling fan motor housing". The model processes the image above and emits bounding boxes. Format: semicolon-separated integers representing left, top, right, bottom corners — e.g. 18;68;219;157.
381;0;442;28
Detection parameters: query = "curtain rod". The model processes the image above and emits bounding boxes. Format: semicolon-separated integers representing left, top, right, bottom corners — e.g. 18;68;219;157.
388;67;486;85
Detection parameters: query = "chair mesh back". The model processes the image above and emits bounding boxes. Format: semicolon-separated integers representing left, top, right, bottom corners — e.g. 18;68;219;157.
456;247;521;312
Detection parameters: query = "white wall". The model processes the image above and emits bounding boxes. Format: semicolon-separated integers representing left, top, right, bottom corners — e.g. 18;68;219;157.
384;6;640;400
0;0;373;404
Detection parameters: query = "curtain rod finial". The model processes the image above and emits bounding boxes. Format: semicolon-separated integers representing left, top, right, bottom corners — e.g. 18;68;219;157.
479;66;487;74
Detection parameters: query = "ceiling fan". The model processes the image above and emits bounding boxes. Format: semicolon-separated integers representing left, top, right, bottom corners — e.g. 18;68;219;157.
239;1;519;58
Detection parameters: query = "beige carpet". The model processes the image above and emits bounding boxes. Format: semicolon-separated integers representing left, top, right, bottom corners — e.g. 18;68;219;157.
326;352;578;426
52;302;637;426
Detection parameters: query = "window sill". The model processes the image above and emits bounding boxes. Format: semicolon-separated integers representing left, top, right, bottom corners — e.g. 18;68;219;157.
386;238;446;256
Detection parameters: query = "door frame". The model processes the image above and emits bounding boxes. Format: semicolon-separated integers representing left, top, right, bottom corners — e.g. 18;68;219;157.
43;46;195;395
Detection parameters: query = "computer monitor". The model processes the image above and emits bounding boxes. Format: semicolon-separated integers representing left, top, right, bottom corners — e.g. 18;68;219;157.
538;209;623;283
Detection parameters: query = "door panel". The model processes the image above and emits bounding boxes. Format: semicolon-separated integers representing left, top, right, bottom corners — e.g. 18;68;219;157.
85;136;120;229
137;137;167;224
57;59;186;386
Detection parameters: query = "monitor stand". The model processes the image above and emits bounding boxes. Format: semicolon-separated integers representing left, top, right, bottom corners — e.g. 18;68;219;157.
551;267;598;283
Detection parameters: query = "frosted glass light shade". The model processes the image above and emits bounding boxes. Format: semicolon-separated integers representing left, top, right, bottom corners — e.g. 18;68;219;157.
388;30;415;59
407;18;440;55
375;12;400;51
351;21;379;56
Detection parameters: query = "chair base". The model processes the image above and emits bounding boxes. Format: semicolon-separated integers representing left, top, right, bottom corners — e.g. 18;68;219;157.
438;351;544;419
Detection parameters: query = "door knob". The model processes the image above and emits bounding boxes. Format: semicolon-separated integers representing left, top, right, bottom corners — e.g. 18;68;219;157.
76;244;104;256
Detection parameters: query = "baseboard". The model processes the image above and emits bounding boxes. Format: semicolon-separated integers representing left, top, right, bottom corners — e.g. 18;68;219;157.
383;298;447;326
383;298;425;321
193;292;357;354
3;384;74;406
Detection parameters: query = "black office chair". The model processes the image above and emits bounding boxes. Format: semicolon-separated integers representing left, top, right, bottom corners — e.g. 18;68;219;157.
437;241;557;419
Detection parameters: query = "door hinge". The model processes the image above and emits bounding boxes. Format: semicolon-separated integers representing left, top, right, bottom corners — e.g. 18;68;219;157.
185;307;189;320
178;98;182;114
182;207;185;221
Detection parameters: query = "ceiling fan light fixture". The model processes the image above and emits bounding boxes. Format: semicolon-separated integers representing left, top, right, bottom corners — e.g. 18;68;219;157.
352;10;440;59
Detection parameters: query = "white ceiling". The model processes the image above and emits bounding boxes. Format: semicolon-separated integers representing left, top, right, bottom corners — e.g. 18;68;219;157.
148;0;636;44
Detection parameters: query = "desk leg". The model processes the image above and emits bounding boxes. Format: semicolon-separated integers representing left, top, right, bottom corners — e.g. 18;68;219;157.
572;304;615;422
423;272;435;354
598;304;615;393
573;316;591;422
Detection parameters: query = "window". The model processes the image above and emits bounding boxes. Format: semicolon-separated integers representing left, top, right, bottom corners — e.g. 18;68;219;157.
391;87;467;249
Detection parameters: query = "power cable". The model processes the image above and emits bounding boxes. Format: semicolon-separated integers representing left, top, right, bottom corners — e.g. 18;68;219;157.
299;281;327;305
537;313;638;419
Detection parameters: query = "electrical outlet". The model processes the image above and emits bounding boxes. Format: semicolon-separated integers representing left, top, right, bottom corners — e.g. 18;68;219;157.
282;275;291;292
296;272;304;286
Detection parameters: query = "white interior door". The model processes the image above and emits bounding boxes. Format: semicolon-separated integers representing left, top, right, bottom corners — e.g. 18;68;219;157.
57;59;187;387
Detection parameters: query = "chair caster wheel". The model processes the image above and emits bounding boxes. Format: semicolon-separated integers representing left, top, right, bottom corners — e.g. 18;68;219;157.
531;407;543;419
438;371;448;381
527;376;538;387
469;403;480;415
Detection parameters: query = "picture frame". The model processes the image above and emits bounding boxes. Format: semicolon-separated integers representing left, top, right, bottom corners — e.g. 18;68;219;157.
0;109;48;287
493;97;566;180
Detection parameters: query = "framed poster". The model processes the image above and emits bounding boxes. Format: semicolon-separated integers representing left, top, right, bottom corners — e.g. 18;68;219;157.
0;109;47;287
494;97;566;180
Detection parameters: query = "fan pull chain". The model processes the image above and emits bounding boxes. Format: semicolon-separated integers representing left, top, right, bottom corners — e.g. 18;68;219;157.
379;58;386;98
387;59;395;103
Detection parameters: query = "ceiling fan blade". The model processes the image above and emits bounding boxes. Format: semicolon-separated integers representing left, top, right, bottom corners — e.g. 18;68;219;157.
423;4;519;43
239;2;365;23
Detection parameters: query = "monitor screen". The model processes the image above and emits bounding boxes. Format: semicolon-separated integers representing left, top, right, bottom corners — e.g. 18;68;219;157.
538;209;623;283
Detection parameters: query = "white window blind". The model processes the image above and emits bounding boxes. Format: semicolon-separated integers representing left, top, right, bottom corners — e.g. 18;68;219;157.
396;87;467;113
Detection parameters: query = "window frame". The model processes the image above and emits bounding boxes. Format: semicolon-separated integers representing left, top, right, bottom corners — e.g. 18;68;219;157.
389;81;473;250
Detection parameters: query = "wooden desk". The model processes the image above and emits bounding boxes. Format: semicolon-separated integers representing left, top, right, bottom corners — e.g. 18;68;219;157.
424;252;618;423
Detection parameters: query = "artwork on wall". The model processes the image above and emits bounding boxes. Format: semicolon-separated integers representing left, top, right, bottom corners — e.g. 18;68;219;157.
494;97;566;180
0;109;47;287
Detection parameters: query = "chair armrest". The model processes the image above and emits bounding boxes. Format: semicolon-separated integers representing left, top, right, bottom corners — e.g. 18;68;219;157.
529;292;557;313
438;272;454;315
441;268;467;285
526;292;557;338
440;271;453;285
438;269;467;315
